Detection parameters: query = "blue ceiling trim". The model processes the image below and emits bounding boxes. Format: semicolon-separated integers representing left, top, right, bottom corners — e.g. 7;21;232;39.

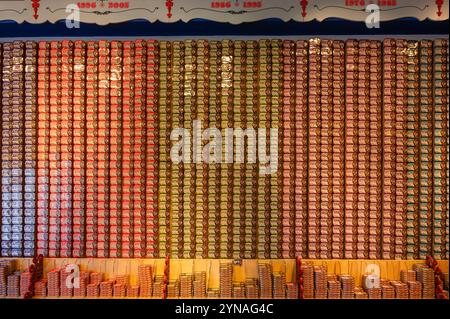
0;18;448;38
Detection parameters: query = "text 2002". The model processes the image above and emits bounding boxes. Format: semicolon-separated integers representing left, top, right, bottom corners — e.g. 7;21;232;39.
108;2;129;8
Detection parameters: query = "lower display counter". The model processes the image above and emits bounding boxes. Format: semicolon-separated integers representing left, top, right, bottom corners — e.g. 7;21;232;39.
1;258;448;299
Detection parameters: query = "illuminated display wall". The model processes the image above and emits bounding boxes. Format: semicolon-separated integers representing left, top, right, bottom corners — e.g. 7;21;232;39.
0;39;448;260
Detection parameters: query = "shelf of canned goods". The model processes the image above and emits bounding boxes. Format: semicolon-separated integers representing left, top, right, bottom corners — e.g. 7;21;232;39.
0;257;448;299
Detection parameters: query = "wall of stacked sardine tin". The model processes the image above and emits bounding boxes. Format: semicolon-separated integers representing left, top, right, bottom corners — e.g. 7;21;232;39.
0;39;448;259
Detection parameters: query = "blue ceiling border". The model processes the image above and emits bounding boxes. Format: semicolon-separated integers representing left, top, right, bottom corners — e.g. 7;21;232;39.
0;18;448;38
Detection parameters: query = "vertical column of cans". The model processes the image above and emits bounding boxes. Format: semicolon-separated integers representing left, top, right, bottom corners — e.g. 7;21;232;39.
1;41;21;257
36;41;50;256
242;40;251;258
368;41;383;259
418;40;433;259
109;41;123;258
1;42;7;255
395;40;408;259
1;42;12;256
48;41;62;257
171;41;184;258
158;41;171;257
59;40;74;257
0;43;3;255
382;39;397;259
208;41;221;258
97;40;111;258
432;39;448;259
344;40;358;259
246;41;258;258
133;40;146;258
195;40;208;258
281;40;295;258
243;41;252;258
294;40;309;258
357;40;370;259
85;41;99;257
438;39;449;260
406;41;420;259
307;38;321;259
122;41;135;258
13;41;26;257
13;41;27;257
257;40;270;258
442;39;449;260
270;40;282;258
0;42;2;254
243;40;252;259
1;42;19;257
0;42;3;256
319;40;333;259
183;40;196;258
241;40;252;259
145;40;159;257
72;40;87;257
220;40;233;258
23;42;38;257
331;41;345;259
232;40;244;258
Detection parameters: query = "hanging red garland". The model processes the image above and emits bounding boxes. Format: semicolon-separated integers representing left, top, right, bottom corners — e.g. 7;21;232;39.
23;254;44;299
162;255;170;299
426;255;449;299
296;256;304;299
